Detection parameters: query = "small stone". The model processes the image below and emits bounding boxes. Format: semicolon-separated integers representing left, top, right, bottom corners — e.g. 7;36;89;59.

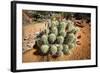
76;41;81;45
77;35;81;39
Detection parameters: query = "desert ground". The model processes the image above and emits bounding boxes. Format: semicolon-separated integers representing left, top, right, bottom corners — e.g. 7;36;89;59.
22;20;91;63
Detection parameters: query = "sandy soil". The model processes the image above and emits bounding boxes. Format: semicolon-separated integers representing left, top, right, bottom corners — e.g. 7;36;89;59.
22;21;91;63
22;22;46;52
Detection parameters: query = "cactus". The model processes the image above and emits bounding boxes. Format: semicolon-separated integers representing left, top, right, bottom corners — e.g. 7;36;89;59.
36;39;42;48
59;30;66;37
48;33;56;43
50;45;57;55
68;26;80;34
41;34;48;44
67;20;75;32
57;36;64;44
57;45;63;51
58;23;65;31
45;29;49;35
40;45;49;54
72;37;77;43
35;15;80;58
64;33;76;44
73;27;80;34
68;43;76;49
51;17;59;27
57;51;64;57
67;24;74;32
51;27;58;35
63;45;69;54
58;20;67;30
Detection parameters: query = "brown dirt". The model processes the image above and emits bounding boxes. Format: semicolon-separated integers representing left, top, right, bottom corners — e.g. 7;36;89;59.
22;21;91;63
22;22;47;52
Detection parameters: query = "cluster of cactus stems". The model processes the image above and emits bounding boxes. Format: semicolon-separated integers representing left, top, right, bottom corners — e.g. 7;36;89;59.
35;17;80;57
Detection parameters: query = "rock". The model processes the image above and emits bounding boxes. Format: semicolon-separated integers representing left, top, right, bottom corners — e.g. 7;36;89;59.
77;34;81;39
23;33;36;53
76;41;81;45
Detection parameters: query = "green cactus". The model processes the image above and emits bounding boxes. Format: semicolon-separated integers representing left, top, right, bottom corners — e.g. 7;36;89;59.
57;36;64;44
58;20;67;30
41;34;48;44
67;20;74;25
72;37;77;43
73;27;80;34
51;27;58;35
64;33;76;44
60;22;66;28
36;39;42;48
67;24;74;32
50;45;57;55
58;23;65;31
63;45;69;54
51;18;59;27
68;43;76;49
45;29;49;35
48;33;56;43
67;20;75;32
35;15;80;58
68;26;80;34
57;45;63;51
59;30;66;37
40;45;49;54
57;51;64;57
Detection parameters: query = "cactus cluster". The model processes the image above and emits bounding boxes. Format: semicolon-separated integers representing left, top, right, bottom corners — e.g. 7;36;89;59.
35;17;80;57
